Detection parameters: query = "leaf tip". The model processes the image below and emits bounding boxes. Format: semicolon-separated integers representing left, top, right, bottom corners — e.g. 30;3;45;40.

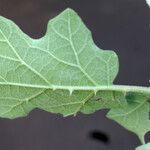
62;8;79;18
64;8;76;13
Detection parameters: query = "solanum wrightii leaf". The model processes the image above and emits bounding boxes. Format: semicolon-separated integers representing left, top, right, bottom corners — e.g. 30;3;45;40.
0;8;149;144
136;143;150;150
146;0;150;7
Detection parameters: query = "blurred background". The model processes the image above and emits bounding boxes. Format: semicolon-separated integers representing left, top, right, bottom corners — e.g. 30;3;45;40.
0;0;150;150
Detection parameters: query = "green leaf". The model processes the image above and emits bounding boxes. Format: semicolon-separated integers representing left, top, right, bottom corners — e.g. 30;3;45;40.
0;8;149;144
146;0;150;7
81;92;150;143
136;143;150;150
107;93;150;143
0;8;118;118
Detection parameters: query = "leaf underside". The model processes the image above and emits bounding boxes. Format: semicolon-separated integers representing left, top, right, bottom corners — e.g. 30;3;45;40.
0;8;149;143
136;143;150;150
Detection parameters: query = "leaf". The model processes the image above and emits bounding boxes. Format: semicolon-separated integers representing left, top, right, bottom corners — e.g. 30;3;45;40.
146;0;150;7
0;8;118;118
136;143;150;150
0;8;149;144
81;92;150;143
107;93;150;143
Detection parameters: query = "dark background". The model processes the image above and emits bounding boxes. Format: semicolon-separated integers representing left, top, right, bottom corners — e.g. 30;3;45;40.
0;0;150;150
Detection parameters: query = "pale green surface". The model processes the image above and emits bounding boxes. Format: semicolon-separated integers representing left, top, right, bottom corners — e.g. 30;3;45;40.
0;8;149;144
81;92;150;143
136;143;150;150
146;0;150;7
0;8;118;117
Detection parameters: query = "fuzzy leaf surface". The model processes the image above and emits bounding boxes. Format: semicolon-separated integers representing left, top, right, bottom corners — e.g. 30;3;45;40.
0;8;149;144
0;8;118;118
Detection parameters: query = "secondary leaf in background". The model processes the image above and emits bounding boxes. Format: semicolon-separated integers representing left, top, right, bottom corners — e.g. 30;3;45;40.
136;143;150;150
146;0;150;7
